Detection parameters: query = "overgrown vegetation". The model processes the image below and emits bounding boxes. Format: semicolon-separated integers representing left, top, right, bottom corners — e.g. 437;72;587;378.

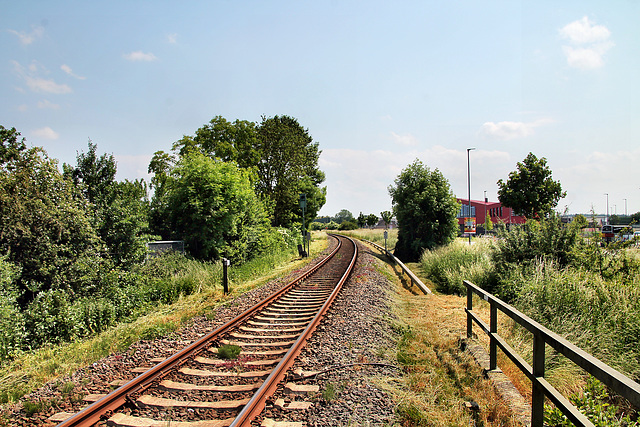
0;233;323;405
416;215;640;422
0;121;317;368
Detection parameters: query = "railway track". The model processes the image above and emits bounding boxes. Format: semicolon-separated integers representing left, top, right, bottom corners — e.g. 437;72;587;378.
56;234;357;427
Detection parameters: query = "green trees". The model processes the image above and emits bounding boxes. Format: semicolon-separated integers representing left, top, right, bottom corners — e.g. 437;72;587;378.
380;211;393;228
152;153;270;263
388;159;460;261
0;136;102;304
497;152;566;219
256;115;326;227
64;142;150;267
171;115;326;228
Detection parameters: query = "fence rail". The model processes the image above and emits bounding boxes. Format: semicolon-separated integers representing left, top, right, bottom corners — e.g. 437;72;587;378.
362;239;431;295
465;279;640;427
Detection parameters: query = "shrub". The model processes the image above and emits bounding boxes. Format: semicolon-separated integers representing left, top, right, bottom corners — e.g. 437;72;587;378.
338;221;358;230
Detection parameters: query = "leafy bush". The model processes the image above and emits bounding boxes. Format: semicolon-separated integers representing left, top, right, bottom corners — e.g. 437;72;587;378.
545;377;639;426
491;215;581;300
338;221;358;230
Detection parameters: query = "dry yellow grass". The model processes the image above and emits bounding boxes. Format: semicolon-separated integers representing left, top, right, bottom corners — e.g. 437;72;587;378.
373;253;522;426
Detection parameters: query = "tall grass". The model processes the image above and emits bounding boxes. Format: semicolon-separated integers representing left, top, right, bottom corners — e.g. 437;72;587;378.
419;238;495;294
513;259;640;380
340;228;398;250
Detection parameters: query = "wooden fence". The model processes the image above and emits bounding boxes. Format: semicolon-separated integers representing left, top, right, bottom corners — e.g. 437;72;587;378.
465;279;640;426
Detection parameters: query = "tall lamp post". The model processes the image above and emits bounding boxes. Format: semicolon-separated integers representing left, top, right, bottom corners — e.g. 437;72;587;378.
624;198;628;217
467;148;475;244
605;193;609;225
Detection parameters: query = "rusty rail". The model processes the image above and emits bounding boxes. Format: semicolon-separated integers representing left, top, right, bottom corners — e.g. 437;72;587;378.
230;234;358;426
58;236;344;427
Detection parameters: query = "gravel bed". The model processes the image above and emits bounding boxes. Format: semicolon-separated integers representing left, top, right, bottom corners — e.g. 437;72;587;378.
262;241;400;426
7;238;401;426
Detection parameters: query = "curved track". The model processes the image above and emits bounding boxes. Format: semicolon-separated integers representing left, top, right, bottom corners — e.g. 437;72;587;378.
57;234;357;427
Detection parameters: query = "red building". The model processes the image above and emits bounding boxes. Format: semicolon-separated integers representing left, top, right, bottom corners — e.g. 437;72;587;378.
456;198;526;233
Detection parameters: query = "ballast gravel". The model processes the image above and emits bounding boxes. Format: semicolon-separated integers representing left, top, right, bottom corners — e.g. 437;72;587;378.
7;238;401;427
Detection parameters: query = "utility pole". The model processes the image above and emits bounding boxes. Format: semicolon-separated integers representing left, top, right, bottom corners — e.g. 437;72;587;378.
467;148;475;244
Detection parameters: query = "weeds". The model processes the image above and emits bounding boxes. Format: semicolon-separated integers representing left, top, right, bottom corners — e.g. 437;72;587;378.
217;344;241;359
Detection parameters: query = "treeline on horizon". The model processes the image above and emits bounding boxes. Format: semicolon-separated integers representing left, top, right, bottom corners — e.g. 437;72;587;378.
0;115;326;360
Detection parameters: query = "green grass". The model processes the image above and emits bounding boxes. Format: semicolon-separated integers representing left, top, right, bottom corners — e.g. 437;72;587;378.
340;228;398;251
419;238;495;294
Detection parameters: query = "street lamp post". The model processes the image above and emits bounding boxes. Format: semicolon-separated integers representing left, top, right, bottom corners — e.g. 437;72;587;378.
605;193;609;225
624;198;627;217
467;148;475;244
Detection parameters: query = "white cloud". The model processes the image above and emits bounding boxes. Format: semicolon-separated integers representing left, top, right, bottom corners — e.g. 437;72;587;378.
167;33;178;44
560;16;610;44
37;100;60;109
478;119;553;140
61;64;86;80
25;76;72;94
115;154;153;181
390;132;418;146
11;60;72;94
17;104;28;112
32;127;59;140
7;26;44;45
559;17;613;69
123;51;158;61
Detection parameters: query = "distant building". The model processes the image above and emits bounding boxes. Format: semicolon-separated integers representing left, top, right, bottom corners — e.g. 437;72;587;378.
456;198;526;234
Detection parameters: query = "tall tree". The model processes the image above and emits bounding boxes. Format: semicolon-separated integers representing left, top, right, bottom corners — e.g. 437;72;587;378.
173;116;260;169
0;137;102;304
388;159;460;261
170;115;326;228
0;125;27;167
380;210;393;228
64;142;150;266
255;115;325;227
334;209;355;224
366;213;378;228
497;152;566;219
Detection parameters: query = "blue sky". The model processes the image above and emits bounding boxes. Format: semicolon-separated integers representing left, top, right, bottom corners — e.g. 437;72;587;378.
2;1;639;218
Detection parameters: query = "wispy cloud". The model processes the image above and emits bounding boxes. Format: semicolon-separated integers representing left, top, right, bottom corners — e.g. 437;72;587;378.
7;26;44;45
559;17;614;69
11;60;72;94
37;100;60;110
32;127;59;140
61;64;86;80
390;132;418;147
123;51;158;62
479;119;554;140
167;33;178;44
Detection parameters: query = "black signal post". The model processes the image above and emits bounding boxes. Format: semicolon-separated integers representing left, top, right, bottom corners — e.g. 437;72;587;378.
300;193;307;257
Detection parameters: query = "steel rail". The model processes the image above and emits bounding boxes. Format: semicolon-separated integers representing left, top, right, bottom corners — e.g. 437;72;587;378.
230;234;358;426
57;236;342;427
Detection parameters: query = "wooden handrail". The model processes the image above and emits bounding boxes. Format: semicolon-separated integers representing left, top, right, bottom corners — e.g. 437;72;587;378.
465;279;640;426
362;238;432;295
